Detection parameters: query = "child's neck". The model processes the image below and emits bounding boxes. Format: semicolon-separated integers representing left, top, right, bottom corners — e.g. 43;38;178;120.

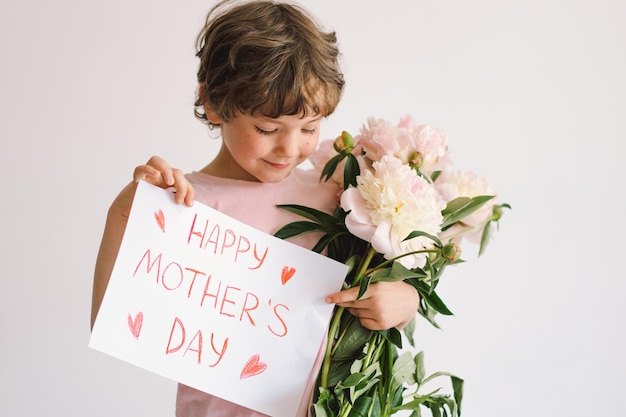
199;161;260;182
198;144;259;182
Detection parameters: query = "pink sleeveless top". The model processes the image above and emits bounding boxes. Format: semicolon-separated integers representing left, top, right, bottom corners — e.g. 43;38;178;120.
175;168;340;417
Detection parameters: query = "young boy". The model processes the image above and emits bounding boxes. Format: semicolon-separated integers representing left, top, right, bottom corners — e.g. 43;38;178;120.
91;1;420;415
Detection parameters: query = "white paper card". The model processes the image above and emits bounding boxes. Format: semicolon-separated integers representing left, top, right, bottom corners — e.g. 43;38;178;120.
90;181;347;417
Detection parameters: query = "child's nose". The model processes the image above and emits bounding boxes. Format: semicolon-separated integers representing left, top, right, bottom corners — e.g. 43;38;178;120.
274;133;299;157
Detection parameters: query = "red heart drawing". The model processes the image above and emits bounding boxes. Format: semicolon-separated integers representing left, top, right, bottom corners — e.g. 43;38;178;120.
281;266;296;285
240;354;267;380
154;209;165;232
127;311;143;340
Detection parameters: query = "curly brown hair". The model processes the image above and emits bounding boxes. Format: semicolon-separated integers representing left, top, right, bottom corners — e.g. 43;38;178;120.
194;0;344;127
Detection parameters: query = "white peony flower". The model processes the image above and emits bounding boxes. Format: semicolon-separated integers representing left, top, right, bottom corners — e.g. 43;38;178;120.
340;156;446;269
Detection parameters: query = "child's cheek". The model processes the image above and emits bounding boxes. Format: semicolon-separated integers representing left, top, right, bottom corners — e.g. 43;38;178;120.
303;137;320;157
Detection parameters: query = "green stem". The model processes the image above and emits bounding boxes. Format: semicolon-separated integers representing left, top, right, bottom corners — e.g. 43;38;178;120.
338;401;352;417
353;246;376;286
362;332;380;370
375;248;441;270
320;305;345;388
382;339;394;416
321;246;377;387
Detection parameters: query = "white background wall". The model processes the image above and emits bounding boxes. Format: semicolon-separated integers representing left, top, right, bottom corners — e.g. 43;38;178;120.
1;0;625;416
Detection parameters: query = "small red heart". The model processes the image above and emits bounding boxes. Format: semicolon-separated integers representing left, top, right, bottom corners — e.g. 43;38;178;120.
154;209;165;232
127;311;143;340
240;354;267;379
281;266;296;285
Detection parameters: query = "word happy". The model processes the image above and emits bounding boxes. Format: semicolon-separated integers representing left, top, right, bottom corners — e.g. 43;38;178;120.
187;213;269;270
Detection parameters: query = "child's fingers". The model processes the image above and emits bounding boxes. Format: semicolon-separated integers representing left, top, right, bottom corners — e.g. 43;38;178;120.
133;155;175;186
133;164;161;184
145;155;175;185
325;287;367;305
332;290;391;330
131;156;195;207
171;168;195;207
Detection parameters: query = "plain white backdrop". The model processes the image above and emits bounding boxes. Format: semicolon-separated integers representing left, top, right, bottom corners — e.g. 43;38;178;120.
1;0;625;416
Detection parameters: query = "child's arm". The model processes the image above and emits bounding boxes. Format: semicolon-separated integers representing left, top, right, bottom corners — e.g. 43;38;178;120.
90;156;194;329
325;281;420;331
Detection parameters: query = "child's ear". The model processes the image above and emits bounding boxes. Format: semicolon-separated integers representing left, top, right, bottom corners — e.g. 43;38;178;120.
198;83;223;125
204;105;223;125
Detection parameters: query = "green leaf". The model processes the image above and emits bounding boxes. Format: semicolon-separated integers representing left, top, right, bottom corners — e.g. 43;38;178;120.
421;289;454;316
391;395;430;411
347;396;374;417
380;327;403;349
275;204;338;230
357;273;373;300
414;351;425;384
312;233;342;254
451;376;464;416
403;230;442;247
370;262;425;283
440;195;495;230
274;220;324;239
391;352;416;391
327;360;354;387
391;383;405;409
417;303;441;329
440;196;471;215
422;371;463;386
313;387;336;417
354;371;381;400
430;402;442;417
340;372;365;388
442;397;456;417
402;317;416;347
332;318;372;360
320;153;344;182
478;220;491;257
344;153;361;189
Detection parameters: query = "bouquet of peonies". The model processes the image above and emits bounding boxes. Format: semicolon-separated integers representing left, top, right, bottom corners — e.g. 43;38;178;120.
275;115;510;417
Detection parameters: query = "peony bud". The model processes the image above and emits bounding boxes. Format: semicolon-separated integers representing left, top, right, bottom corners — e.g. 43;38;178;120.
491;205;503;221
334;131;354;153
441;242;462;262
408;151;423;169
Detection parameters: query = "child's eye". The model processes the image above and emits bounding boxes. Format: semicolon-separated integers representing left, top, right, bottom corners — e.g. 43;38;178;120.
255;126;276;135
302;128;317;134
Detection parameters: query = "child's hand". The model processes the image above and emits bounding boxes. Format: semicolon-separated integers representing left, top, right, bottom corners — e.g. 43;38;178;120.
110;156;195;220
326;281;420;331
133;155;195;206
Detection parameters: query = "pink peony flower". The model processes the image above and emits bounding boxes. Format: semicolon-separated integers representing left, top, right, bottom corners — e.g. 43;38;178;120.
340;156;446;269
355;115;449;174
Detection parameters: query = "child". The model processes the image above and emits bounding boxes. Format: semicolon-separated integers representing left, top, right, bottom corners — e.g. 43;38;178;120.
90;1;420;416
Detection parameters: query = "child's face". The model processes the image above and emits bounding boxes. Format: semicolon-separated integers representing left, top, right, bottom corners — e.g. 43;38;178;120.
214;112;322;183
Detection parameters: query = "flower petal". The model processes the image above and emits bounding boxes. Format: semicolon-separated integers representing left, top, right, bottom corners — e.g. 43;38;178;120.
341;188;376;242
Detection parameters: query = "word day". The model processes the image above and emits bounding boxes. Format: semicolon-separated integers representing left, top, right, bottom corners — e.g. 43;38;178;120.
165;316;230;368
